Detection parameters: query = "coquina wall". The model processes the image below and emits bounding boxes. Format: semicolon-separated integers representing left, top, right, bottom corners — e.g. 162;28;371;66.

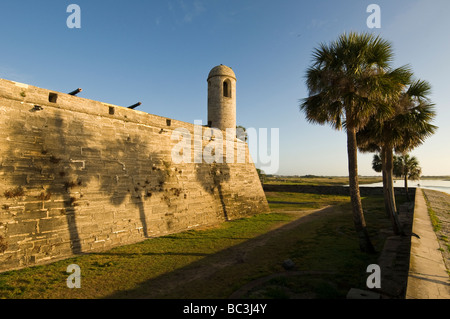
0;78;270;272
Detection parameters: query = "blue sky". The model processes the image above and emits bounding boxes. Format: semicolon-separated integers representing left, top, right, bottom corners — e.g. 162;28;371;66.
1;0;449;176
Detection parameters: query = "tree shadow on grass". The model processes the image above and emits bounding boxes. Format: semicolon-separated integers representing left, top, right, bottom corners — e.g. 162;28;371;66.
98;194;413;299
102;205;375;299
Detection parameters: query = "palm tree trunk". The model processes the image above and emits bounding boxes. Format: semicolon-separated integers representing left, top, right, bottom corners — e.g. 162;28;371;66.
384;146;404;235
347;127;375;253
404;175;410;202
381;146;394;217
385;148;397;214
380;150;391;219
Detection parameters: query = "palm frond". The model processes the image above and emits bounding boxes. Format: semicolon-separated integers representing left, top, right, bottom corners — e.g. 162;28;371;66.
407;79;432;101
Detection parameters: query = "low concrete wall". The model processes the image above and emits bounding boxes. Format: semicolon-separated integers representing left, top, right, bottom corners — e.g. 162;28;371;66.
405;188;450;299
263;184;416;197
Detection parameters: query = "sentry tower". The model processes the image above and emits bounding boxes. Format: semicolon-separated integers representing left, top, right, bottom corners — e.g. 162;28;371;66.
207;65;236;136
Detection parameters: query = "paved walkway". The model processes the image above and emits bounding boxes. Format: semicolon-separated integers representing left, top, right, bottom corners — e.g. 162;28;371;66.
405;188;450;299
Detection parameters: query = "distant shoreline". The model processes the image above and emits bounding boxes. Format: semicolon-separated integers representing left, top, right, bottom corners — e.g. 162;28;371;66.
266;175;450;180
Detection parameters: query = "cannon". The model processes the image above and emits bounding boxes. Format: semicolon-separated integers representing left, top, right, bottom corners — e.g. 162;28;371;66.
128;102;142;109
68;88;82;96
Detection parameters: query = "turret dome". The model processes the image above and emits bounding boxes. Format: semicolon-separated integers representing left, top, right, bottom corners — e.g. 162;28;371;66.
207;65;236;81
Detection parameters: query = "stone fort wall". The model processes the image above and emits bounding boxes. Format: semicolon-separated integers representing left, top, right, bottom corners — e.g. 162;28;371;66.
0;78;270;272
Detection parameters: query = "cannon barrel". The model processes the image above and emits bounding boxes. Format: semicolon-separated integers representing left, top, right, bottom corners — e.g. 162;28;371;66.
128;102;142;109
68;88;82;96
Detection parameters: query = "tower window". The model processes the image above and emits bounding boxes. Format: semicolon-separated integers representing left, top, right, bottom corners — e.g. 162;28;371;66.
223;80;231;98
48;93;58;103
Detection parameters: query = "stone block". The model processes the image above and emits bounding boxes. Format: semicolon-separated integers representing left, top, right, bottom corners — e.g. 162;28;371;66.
6;220;38;237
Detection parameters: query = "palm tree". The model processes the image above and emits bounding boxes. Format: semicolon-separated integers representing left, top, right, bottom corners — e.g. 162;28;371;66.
300;32;406;253
394;154;422;201
358;79;437;234
371;153;392;220
368;149;403;235
372;153;421;216
372;154;383;173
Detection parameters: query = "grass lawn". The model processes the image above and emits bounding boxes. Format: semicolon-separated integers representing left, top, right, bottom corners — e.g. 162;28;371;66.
0;191;403;299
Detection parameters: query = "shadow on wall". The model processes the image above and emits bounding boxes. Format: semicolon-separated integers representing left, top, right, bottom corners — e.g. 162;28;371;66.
99;134;168;238
1;108;169;262
3;111;89;255
195;163;230;221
